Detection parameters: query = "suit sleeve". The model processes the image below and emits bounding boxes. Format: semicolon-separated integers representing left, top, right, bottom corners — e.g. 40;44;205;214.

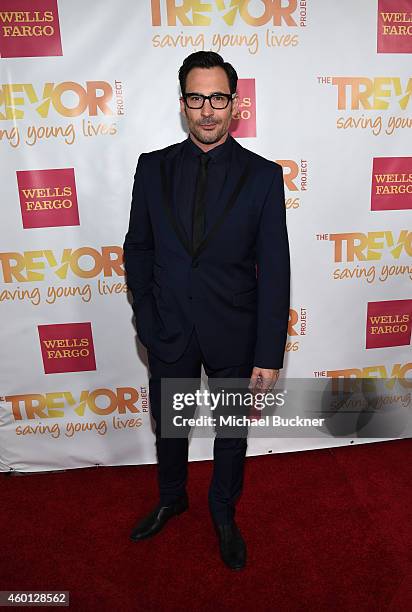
254;164;290;369
123;153;154;313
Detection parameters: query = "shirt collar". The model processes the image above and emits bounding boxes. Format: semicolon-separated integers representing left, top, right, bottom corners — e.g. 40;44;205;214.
185;133;233;162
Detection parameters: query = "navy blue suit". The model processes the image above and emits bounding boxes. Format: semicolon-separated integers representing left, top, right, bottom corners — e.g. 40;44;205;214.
123;135;290;523
123;135;290;370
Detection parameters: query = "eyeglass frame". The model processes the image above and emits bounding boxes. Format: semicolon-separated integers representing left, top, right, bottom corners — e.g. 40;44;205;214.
181;92;236;109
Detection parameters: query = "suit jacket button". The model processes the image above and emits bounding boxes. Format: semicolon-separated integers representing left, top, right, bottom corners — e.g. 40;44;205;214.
192;260;199;268
188;295;193;300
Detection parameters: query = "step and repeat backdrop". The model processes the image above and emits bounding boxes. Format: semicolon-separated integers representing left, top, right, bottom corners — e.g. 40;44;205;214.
0;0;411;472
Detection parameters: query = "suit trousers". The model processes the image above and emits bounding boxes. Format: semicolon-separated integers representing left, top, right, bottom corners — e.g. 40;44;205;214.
147;327;254;525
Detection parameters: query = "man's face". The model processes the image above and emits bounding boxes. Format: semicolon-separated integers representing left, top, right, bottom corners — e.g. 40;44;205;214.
180;66;239;146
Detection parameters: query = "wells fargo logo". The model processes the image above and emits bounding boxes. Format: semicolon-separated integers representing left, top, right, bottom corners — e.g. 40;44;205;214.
150;0;304;27
377;0;412;53
0;1;62;58
17;168;79;229
230;78;256;138
38;322;96;374
366;299;412;349
0;81;124;120
6;387;147;420
0;246;124;283
371;157;412;211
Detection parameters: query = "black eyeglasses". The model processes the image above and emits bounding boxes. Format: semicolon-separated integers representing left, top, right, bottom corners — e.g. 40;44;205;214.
182;92;235;109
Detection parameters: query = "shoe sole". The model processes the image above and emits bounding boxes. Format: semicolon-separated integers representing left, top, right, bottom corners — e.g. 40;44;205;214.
221;555;247;570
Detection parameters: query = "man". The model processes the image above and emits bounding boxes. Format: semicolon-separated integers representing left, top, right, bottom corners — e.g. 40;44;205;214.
123;51;290;570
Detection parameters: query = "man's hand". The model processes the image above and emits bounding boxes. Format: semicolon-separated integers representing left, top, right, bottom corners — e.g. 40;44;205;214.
249;367;279;393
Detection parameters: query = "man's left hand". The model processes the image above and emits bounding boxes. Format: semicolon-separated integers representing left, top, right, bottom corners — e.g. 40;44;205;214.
249;367;279;393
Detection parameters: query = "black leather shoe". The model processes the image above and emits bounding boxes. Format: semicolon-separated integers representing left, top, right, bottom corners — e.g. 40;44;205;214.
130;495;188;541
214;520;247;570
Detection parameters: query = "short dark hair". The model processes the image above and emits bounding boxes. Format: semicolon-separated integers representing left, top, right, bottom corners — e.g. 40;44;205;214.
178;51;238;95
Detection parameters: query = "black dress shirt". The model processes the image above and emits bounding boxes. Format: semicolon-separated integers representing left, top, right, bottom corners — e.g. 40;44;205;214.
173;134;234;249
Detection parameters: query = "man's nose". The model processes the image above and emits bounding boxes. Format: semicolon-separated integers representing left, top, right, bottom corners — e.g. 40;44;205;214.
201;98;214;117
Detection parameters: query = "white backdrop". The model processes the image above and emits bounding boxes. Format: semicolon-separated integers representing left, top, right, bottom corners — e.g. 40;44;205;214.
0;0;411;472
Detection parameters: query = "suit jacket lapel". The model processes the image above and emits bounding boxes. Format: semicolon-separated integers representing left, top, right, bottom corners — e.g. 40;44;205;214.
160;137;250;259
160;141;192;257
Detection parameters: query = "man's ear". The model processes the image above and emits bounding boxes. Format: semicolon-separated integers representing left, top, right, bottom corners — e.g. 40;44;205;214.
179;96;186;115
231;93;240;120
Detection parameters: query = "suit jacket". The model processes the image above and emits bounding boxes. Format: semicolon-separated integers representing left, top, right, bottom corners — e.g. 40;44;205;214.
123;136;290;370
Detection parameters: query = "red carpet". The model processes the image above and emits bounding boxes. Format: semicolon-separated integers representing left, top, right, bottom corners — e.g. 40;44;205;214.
1;439;411;611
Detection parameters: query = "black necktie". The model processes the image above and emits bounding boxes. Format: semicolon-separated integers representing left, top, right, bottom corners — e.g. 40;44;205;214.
192;153;210;254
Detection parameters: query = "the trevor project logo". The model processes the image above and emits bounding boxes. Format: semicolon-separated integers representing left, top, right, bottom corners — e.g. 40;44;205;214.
150;0;301;27
38;322;96;374
230;79;256;138
371;157;412;211
17;168;79;229
0;0;62;58
377;0;412;53
366;300;412;349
